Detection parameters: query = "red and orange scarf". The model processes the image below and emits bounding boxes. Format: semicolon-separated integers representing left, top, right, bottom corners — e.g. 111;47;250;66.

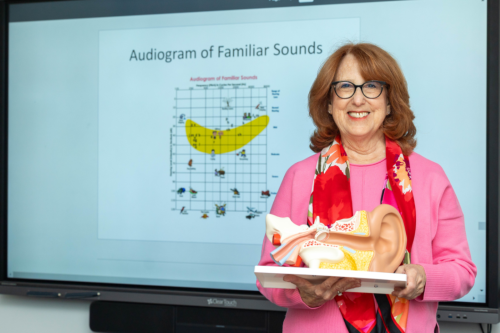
308;136;416;333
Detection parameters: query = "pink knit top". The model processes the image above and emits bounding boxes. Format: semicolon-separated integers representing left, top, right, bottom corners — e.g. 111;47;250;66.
256;152;477;333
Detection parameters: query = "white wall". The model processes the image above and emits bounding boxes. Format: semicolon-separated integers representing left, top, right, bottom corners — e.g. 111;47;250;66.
0;295;92;333
0;294;497;333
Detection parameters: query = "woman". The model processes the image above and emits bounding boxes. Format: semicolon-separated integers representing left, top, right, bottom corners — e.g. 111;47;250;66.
256;43;476;333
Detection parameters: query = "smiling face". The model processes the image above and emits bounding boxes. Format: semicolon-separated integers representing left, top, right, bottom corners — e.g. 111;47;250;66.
329;54;389;142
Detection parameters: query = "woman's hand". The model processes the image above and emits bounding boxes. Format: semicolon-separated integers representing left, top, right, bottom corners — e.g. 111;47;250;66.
283;275;361;308
391;264;427;300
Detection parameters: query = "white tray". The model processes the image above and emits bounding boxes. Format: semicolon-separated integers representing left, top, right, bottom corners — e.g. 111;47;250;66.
255;266;407;294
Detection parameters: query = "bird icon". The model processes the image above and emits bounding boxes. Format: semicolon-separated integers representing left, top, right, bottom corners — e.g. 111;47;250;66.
230;188;240;195
201;214;209;219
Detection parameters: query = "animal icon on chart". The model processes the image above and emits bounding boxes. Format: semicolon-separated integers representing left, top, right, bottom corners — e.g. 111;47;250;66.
230;188;240;196
215;168;225;177
261;190;270;197
177;188;186;195
201;214;209;219
188;159;193;167
189;188;197;195
246;213;256;220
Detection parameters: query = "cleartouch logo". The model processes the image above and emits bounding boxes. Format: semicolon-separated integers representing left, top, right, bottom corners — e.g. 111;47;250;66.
206;298;238;307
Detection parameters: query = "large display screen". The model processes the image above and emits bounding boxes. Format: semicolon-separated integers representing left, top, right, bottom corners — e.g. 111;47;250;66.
7;0;486;303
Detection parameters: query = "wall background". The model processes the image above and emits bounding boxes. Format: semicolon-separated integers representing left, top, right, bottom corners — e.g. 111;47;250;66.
0;294;496;333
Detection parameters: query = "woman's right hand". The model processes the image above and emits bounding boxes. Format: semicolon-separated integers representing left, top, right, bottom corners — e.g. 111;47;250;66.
283;275;361;308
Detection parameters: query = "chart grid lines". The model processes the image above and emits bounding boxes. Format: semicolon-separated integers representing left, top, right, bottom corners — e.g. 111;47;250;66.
172;85;270;215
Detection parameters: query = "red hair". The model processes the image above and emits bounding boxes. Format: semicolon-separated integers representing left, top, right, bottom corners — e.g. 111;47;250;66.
309;43;416;155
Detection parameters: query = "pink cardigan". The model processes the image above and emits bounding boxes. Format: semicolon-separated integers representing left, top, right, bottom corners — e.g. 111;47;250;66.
257;152;477;333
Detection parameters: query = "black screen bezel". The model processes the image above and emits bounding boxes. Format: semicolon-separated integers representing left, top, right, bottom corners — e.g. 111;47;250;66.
0;0;497;313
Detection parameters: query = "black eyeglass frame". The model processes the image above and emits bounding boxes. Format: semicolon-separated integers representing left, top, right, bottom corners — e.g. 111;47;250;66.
331;80;388;99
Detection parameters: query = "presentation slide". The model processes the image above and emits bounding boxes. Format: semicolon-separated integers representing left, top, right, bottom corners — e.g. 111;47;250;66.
98;18;359;243
7;0;486;301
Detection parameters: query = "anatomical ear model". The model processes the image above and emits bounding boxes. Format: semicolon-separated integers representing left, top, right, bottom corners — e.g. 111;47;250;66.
266;204;407;273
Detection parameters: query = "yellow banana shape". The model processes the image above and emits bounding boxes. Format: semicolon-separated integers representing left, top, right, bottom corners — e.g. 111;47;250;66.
185;115;269;154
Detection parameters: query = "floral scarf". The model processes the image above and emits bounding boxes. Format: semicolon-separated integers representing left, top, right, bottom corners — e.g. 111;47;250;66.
308;135;416;333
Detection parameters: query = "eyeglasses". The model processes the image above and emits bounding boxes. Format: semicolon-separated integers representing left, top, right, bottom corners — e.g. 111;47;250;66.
331;80;387;99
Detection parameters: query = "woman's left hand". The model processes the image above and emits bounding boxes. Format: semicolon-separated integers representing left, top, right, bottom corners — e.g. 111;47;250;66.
391;264;427;300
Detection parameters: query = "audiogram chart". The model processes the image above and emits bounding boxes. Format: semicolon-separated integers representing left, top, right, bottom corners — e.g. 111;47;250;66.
171;85;271;219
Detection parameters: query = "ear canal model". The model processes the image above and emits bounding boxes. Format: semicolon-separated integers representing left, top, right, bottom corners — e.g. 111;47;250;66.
266;204;407;273
265;214;310;244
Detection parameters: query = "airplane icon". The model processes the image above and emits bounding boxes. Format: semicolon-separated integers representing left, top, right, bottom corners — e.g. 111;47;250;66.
247;207;262;214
